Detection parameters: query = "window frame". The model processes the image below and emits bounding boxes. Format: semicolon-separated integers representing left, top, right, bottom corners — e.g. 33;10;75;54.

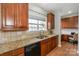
28;18;47;31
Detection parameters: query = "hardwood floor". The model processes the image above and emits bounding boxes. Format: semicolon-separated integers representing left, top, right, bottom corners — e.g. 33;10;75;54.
47;41;78;56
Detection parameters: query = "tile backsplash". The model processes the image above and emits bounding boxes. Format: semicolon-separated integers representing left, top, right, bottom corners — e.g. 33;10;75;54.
0;30;52;43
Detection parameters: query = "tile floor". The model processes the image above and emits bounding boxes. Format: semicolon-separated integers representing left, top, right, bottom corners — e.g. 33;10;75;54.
47;41;78;56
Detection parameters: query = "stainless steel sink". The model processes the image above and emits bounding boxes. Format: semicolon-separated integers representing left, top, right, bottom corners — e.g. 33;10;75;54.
35;35;48;39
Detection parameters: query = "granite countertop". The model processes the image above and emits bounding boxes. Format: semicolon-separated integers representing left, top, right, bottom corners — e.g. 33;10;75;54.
0;34;57;54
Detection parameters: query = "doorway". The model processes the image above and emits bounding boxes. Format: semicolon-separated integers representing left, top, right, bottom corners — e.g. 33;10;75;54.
61;12;78;55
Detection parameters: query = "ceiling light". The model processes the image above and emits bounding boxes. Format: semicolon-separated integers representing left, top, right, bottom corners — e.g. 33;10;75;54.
68;11;72;14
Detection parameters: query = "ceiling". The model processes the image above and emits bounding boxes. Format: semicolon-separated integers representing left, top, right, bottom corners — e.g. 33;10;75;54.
33;3;79;16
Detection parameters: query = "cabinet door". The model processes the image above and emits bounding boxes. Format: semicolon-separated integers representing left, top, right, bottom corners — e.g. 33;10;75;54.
47;38;52;53
40;44;47;56
61;16;78;29
62;35;69;41
70;16;78;28
51;36;58;49
2;4;15;29
47;13;54;29
61;18;70;28
18;53;24;56
54;36;58;47
1;3;28;31
40;40;48;56
0;47;24;56
15;3;28;30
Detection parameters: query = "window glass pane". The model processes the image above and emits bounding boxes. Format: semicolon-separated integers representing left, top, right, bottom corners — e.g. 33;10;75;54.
29;24;38;31
39;20;45;24
29;18;47;31
39;25;45;30
29;19;38;24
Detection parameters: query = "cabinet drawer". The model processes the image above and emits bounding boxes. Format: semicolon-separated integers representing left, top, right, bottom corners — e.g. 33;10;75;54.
0;47;24;56
13;47;24;56
41;44;47;56
0;51;14;56
18;53;24;56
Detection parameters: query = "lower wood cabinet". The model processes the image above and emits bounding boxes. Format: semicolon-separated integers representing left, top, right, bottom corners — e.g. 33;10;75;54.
40;39;48;56
40;36;58;56
47;38;52;53
0;47;24;56
61;34;69;42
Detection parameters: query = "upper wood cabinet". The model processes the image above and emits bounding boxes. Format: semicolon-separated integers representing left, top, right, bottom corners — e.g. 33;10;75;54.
1;3;28;31
70;16;78;28
61;16;78;29
47;12;54;29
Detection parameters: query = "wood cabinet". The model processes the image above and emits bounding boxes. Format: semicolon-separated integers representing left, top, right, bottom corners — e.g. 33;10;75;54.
61;35;69;42
61;18;70;28
0;47;24;56
51;36;58;49
40;39;48;56
70;16;78;28
40;36;58;56
1;3;28;31
47;38;52;53
0;36;58;56
61;16;78;29
47;13;54;29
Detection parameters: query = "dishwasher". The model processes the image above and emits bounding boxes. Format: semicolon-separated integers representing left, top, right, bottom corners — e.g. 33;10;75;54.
24;42;41;56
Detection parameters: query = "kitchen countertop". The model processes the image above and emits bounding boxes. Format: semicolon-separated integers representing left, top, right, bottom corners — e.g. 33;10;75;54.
0;34;58;54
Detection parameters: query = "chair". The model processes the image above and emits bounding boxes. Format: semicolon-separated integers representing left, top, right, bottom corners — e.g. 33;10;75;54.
69;33;78;44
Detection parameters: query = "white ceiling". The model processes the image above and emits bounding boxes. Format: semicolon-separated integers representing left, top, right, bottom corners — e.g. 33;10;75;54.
33;3;79;16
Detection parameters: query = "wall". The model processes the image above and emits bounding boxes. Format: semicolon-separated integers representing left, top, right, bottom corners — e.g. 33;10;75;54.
0;4;1;29
0;31;41;43
62;13;78;18
0;3;49;44
54;12;61;47
54;13;61;34
61;29;78;34
77;9;79;53
29;4;47;20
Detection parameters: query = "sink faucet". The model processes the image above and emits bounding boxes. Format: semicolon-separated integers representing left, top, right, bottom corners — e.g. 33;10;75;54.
39;30;45;38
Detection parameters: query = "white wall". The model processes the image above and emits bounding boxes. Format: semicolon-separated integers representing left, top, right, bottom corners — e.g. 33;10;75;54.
29;4;47;20
54;12;61;47
77;8;79;53
0;4;1;29
62;29;78;34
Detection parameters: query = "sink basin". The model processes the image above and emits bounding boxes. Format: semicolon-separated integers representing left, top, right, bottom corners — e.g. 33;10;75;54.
35;35;48;39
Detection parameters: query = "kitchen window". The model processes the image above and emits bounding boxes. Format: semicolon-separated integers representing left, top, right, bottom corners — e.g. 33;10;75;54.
29;19;47;31
29;4;47;31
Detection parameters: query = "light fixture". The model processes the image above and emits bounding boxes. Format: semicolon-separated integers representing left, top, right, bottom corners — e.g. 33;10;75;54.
68;11;72;14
